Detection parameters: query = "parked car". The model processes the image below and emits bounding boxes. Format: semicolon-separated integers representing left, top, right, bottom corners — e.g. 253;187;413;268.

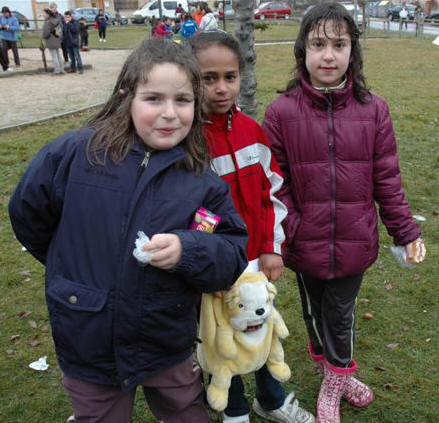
426;10;439;20
387;4;416;20
73;8;128;26
341;3;366;28
303;3;365;28
132;0;189;23
254;1;292;20
12;10;29;28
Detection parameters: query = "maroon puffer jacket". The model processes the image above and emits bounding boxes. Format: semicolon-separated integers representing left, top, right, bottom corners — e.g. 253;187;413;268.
263;75;420;280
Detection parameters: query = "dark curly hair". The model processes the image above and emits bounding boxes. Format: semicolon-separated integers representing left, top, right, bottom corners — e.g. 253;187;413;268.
286;2;370;103
87;39;208;174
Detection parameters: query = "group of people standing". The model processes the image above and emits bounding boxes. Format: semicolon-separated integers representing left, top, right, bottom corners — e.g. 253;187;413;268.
153;2;218;41
9;3;425;423
40;5;110;75
41;3;84;75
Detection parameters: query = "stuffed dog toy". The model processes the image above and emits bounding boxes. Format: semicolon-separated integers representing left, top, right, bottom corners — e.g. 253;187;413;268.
197;271;291;411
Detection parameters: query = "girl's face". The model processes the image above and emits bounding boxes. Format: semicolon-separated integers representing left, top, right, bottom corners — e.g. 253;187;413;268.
196;44;241;115
305;20;351;88
131;63;195;150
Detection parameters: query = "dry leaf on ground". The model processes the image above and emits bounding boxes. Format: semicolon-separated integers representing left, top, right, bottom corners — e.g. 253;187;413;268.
386;343;399;349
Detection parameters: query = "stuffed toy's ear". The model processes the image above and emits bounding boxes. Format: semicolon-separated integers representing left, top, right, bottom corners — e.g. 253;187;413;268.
267;281;277;302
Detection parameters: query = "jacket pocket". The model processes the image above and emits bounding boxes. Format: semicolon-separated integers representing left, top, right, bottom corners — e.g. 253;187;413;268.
47;275;115;370
141;294;197;353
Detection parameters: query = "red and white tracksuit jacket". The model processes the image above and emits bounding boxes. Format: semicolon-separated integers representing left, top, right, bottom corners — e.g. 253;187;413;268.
205;106;287;261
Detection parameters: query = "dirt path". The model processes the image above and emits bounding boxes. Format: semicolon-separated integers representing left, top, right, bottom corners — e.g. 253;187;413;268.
0;48;131;130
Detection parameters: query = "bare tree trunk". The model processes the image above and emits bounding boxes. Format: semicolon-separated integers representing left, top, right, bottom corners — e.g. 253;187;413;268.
235;0;258;119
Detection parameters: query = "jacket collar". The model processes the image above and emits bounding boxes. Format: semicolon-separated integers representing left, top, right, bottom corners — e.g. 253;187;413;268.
205;104;238;130
299;73;354;109
132;134;185;167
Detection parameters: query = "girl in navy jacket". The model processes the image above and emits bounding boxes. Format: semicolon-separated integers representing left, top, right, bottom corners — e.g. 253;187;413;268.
9;39;247;423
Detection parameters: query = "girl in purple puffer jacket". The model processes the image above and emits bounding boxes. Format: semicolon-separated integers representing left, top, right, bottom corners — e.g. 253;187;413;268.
263;3;426;423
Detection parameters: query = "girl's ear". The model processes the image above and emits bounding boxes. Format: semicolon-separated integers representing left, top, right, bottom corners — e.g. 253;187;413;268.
119;89;125;96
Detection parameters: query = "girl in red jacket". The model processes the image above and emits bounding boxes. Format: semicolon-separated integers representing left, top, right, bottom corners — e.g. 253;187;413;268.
191;31;314;423
263;3;426;423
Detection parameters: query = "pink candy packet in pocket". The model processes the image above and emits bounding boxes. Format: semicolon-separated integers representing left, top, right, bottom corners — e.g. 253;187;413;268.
190;207;221;233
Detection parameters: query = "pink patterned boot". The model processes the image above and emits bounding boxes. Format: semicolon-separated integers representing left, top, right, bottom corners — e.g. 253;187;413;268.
309;344;374;408
315;360;356;423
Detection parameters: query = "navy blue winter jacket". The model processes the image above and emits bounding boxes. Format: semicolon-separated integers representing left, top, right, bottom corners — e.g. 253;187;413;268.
9;129;248;391
63;19;80;47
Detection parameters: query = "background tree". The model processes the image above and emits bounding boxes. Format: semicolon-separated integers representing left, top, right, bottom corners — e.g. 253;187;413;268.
235;0;258;119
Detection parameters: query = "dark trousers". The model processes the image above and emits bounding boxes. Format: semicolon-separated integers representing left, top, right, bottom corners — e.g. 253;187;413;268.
67;46;83;71
99;26;107;39
1;39;20;66
63;357;210;423
80;33;88;47
61;40;69;62
0;44;7;70
224;365;285;417
296;272;364;368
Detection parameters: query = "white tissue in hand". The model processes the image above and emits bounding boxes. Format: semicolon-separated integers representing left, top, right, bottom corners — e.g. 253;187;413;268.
133;231;155;265
390;246;416;268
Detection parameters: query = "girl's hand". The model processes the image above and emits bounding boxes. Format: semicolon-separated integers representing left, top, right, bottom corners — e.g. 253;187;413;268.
143;233;182;270
260;253;284;282
405;238;426;264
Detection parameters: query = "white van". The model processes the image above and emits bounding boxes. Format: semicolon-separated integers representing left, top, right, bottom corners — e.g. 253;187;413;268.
132;0;189;23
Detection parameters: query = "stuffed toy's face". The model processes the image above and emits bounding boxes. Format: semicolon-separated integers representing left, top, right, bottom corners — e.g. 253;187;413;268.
228;282;273;332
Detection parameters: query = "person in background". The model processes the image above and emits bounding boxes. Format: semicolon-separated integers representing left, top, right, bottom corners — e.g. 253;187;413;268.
49;2;69;65
153;17;173;39
0;6;20;70
180;13;198;41
115;9;122;25
79;17;89;51
176;3;185;20
199;3;218;31
63;11;84;74
399;5;409;29
41;8;64;75
192;2;204;27
95;8;109;42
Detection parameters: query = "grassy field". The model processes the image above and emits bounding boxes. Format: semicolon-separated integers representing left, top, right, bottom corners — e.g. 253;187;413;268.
1;37;438;422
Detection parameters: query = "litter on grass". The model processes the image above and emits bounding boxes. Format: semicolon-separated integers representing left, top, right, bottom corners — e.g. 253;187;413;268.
29;356;49;371
413;214;426;222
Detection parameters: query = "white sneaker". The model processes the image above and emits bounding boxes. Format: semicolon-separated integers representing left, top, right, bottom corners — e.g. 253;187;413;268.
253;392;315;423
99;38;103;42
6;67;13;71
222;412;250;423
66;415;75;423
103;39;106;42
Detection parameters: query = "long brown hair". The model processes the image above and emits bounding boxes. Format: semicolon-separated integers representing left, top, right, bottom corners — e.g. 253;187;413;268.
286;2;370;103
87;39;208;174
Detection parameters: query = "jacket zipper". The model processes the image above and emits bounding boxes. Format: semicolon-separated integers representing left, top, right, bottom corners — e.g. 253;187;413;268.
327;96;336;279
122;151;151;237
